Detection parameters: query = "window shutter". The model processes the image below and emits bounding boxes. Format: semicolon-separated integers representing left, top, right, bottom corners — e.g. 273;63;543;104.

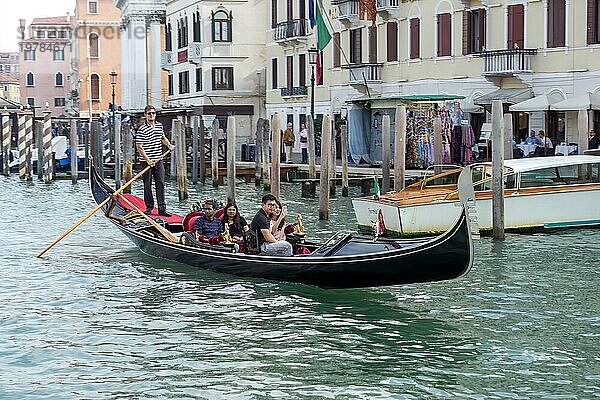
272;58;278;89
548;0;555;47
333;32;341;67
368;26;377;63
463;10;471;55
438;13;451;56
587;0;596;44
507;5;514;48
387;22;398;62
299;54;306;86
480;10;487;51
287;55;293;88
410;18;420;59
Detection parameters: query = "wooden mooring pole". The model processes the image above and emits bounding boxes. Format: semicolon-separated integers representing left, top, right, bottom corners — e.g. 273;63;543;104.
381;114;391;194
307;117;316;179
227;115;236;204
174;120;188;200
504;113;513;160
491;99;505;240
192;116;199;184
578;109;589;153
329;119;336;196
262;118;271;191
319;115;331;220
114;116;122;187
254;118;263;186
341;123;349;196
199;117;206;184
122;121;133;192
17;112;27;180
394;105;406;191
271;113;281;199
211;118;219;187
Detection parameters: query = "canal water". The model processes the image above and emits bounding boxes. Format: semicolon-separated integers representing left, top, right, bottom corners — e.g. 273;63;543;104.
1;176;599;399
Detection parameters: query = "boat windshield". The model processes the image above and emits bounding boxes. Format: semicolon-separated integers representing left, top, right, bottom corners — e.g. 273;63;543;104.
520;162;600;188
472;165;516;191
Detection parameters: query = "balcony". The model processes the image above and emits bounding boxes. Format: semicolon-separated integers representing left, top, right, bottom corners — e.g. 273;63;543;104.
346;63;383;84
281;86;308;97
477;48;537;86
188;42;202;64
273;19;309;44
376;0;399;19
333;0;360;25
478;48;537;76
161;51;173;71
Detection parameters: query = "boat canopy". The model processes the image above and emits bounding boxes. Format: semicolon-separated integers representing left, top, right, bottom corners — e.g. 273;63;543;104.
499;155;600;173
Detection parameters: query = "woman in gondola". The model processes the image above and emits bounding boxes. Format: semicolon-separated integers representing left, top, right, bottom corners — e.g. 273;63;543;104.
270;200;296;241
222;202;250;243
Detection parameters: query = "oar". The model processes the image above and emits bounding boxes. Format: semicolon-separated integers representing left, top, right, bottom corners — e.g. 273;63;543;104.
36;149;173;258
116;194;179;243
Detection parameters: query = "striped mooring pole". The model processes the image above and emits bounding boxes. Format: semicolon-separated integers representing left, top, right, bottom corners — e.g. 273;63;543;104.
25;111;34;181
1;111;10;176
17;112;27;180
42;109;53;183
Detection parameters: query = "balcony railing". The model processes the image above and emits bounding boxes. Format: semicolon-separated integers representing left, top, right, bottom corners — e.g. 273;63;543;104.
477;48;537;75
281;86;308;97
376;0;399;17
161;51;173;71
333;0;360;23
273;19;309;42
188;42;202;64
346;63;383;84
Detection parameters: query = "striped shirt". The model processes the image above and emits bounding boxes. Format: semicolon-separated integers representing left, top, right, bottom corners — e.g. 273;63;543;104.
137;122;165;162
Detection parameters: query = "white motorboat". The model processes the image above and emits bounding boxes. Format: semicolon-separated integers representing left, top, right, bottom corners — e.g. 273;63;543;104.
352;155;600;235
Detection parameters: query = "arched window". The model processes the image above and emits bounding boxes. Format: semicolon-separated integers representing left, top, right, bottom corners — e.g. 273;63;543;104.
26;72;35;86
91;73;100;100
212;10;232;42
89;33;99;57
55;72;64;86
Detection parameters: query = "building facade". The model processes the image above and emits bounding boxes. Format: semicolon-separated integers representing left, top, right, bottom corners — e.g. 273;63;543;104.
160;0;268;142
318;0;600;155
73;0;122;119
0;75;21;103
0;53;20;81
18;16;75;116
114;0;165;112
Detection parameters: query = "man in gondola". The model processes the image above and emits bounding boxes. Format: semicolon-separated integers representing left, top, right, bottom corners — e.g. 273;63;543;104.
250;194;293;256
136;105;175;216
193;200;222;241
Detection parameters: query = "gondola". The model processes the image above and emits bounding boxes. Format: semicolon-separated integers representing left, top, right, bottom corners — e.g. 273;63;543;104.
90;165;475;289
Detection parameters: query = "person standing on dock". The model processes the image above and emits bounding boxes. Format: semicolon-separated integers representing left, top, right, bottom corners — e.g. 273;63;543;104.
299;123;308;164
136;105;175;216
283;122;295;164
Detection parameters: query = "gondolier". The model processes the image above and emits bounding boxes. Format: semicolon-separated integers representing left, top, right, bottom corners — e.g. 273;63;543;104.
136;105;175;216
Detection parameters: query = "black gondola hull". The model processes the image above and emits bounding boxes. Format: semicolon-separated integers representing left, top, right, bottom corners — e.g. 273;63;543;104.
91;166;473;289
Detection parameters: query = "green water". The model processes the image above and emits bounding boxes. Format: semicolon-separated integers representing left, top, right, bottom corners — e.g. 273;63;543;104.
1;176;599;399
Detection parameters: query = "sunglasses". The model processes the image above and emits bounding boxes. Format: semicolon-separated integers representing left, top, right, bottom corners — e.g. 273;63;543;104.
146;111;156;115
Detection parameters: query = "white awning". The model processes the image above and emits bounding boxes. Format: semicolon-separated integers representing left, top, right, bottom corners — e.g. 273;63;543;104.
550;92;600;111
474;88;532;106
509;93;564;112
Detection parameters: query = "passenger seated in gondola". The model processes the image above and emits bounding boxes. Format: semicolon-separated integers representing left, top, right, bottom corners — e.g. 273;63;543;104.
193;200;222;242
250;194;293;256
222;202;249;243
270;200;296;241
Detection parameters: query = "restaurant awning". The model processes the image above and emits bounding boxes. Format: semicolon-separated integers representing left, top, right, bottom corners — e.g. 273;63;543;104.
0;97;24;110
474;88;532;106
549;92;600;111
509;92;565;112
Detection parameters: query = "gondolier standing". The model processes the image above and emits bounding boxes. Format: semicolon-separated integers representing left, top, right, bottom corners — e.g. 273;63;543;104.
136;105;175;216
